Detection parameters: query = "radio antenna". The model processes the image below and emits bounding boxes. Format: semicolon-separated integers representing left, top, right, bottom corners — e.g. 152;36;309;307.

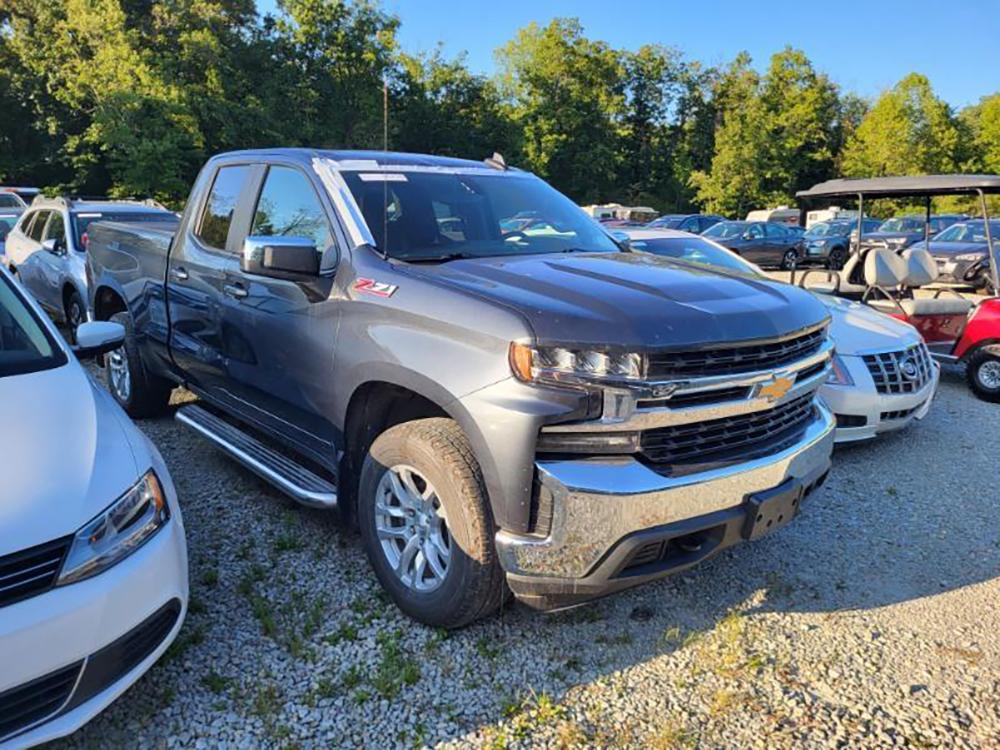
382;73;389;254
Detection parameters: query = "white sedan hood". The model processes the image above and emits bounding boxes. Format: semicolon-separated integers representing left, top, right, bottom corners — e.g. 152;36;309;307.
0;363;143;555
818;294;921;355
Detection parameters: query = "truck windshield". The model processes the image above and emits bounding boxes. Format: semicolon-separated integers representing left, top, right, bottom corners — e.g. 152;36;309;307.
0;273;67;378
628;236;757;274
341;171;620;261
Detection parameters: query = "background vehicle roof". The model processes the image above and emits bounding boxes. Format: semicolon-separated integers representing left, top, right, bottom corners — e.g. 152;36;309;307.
27;197;172;213
621;228;694;240
798;174;1000;200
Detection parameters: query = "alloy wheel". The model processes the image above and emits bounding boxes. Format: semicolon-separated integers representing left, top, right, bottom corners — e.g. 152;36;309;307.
107;346;132;403
374;465;451;593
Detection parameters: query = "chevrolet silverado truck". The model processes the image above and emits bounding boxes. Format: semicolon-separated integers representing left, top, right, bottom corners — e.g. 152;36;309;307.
86;149;836;627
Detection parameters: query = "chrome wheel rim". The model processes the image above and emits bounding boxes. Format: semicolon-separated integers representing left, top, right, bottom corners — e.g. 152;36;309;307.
107;346;131;402
978;359;1000;390
375;465;451;593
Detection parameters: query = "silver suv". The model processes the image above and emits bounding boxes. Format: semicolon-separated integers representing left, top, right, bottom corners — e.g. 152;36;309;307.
2;197;177;340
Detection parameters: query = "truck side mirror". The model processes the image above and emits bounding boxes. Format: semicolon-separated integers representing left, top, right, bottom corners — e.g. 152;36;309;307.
241;236;320;279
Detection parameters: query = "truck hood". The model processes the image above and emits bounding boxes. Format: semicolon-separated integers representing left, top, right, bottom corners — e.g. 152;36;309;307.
406;252;829;348
0;363;144;555
817;294;920;355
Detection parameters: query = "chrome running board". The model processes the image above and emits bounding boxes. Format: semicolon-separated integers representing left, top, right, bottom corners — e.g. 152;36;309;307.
176;405;337;509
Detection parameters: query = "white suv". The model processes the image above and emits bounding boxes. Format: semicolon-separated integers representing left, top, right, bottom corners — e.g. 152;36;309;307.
3;198;177;340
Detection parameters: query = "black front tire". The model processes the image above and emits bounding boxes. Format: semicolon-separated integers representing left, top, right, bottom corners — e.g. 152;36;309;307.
827;247;846;270
966;348;1000;403
781;249;799;270
64;290;86;344
358;418;507;628
106;311;174;417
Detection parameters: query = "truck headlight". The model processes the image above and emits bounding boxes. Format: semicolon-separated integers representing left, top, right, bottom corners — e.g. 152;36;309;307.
58;471;170;586
509;342;643;384
826;354;854;386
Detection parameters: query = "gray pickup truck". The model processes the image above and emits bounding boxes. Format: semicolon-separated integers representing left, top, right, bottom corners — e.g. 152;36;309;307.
87;149;836;627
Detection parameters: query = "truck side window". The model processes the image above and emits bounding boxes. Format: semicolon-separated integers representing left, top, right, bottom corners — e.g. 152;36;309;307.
196;165;251;250
250;166;333;253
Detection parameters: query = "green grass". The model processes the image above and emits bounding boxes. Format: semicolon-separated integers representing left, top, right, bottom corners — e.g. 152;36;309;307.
202;669;229;694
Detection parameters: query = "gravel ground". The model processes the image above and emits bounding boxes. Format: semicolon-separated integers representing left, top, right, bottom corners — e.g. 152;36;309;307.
50;367;998;749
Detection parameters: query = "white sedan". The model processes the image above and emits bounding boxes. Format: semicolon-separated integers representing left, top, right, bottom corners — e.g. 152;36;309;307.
621;229;939;442
0;266;187;748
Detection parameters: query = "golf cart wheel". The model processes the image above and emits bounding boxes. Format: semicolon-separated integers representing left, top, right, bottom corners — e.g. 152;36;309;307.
966;348;1000;403
827;247;847;270
781;249;799;270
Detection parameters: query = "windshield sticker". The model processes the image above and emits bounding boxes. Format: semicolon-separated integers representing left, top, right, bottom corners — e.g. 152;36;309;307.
353;278;398;298
358;173;408;182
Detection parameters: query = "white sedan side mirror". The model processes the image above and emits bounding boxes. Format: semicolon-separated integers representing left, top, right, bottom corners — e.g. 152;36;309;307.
73;321;125;359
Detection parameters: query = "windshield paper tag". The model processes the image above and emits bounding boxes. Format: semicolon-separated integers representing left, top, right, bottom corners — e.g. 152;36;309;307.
354;278;398;298
358;173;408;182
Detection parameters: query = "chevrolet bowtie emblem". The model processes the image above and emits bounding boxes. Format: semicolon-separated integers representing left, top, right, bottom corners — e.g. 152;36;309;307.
757;374;794;402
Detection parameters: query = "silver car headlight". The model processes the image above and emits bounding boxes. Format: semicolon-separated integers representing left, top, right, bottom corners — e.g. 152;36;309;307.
57;470;170;586
509;342;643;385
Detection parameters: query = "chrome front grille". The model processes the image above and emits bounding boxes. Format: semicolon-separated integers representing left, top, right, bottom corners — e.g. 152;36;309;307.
640;393;816;467
646;325;826;379
862;344;933;394
0;536;71;609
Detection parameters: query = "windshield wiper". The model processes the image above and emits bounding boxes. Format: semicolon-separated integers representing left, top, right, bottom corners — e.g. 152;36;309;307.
400;252;479;263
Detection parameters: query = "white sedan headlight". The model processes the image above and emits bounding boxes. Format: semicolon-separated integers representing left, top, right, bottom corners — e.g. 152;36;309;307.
58;470;170;586
825;354;855;386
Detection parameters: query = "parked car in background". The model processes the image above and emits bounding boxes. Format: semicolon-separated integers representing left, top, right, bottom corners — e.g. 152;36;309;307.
907;220;1000;291
622;228;939;442
746;206;799;225
0;191;27;209
645;213;724;233
804;206;861;228
2;197;178;341
88;148;835;626
802;218;882;269
703;220;804;269
859;214;966;253
0;265;187;748
0;210;23;263
0;187;40;206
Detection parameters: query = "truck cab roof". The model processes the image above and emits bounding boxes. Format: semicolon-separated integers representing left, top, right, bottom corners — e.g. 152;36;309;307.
210;148;518;174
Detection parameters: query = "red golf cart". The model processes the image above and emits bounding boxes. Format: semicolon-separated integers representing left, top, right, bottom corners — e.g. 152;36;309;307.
794;175;1000;402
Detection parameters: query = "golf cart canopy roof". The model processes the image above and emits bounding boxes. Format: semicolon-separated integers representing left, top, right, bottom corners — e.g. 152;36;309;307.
797;175;1000;202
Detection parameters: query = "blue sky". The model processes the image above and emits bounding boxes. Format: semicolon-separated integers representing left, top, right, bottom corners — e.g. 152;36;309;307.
258;0;999;108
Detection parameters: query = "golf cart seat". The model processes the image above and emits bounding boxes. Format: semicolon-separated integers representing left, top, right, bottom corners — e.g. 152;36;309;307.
833;251;868;297
900;247;974;315
862;249;908;315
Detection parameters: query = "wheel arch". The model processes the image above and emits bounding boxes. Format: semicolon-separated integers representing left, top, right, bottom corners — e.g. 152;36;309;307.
92;284;128;321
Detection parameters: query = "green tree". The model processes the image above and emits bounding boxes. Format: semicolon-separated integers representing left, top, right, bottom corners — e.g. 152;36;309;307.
391;48;519;160
841;73;964;177
690;53;768;216
496;18;624;202
962;93;1000;173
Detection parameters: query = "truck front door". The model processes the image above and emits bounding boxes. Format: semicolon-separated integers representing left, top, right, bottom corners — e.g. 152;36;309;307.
216;163;341;461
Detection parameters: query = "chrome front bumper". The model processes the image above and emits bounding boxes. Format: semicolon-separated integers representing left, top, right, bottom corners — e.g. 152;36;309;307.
496;401;835;600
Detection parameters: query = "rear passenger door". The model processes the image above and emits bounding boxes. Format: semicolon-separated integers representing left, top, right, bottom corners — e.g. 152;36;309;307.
10;210;50;306
218;162;341;457
167;162;256;399
34;211;69;311
763;222;790;266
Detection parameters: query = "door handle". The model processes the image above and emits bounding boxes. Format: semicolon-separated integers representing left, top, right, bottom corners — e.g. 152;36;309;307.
169;266;189;281
223;282;248;299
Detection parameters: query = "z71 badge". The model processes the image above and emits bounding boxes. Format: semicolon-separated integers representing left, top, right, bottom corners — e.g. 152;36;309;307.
353;278;398;298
